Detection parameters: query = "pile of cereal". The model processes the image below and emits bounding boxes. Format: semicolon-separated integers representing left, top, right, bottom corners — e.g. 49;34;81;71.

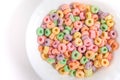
36;2;119;78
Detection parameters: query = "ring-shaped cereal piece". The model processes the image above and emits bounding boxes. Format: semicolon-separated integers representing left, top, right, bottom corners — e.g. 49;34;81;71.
57;10;64;18
73;32;81;39
85;51;94;59
85;18;94;27
76;70;85;78
37;36;46;45
52;27;60;35
47;21;55;29
78;45;86;53
94;37;102;46
111;41;119;51
101;59;109;67
65;18;72;26
43;16;51;23
67;43;75;51
74;38;83;47
59;67;69;75
58;43;67;53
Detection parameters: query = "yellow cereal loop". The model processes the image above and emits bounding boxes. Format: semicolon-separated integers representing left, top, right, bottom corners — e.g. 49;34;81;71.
59;68;69;75
73;32;81;39
62;39;69;44
57;10;64;18
41;53;48;60
94;37;102;46
54;63;64;70
86;12;92;19
52;27;60;35
43;46;49;54
74;38;83;46
101;59;109;67
106;19;114;27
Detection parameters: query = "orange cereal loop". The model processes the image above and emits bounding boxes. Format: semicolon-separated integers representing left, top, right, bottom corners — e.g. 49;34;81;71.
72;2;80;8
63;8;71;15
81;26;89;32
85;51;94;59
101;59;109;67
49;33;55;40
107;39;115;46
78;4;86;11
94;60;101;68
38;45;43;53
77;65;84;70
47;21;55;29
92;14;99;22
100;32;108;39
96;54;103;60
64;51;71;59
76;70;85;78
103;52;109;58
108;26;113;31
54;63;64;70
107;53;113;61
69;61;79;70
111;41;119;51
65;18;72;26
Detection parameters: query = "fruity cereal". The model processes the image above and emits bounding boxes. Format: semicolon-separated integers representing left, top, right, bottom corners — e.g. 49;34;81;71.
36;2;119;78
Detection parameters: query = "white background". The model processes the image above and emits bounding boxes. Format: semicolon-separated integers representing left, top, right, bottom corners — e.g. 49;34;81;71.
0;0;120;80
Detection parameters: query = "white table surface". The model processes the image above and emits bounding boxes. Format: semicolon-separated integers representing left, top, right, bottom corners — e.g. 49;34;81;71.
0;0;120;80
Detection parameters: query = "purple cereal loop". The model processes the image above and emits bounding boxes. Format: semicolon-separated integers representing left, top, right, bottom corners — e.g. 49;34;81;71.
98;10;109;19
81;35;89;40
85;61;93;70
64;34;72;41
58;18;63;25
92;66;97;72
56;54;64;61
44;38;51;46
106;44;112;51
50;13;59;21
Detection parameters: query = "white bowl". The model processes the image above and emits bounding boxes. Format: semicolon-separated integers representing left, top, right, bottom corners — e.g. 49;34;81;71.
26;0;120;80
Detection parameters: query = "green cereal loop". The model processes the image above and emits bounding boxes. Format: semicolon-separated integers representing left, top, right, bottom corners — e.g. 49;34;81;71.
57;32;64;40
65;26;72;31
100;46;108;54
91;5;99;13
63;29;70;35
70;70;76;76
54;20;58;26
101;19;106;24
80;56;89;64
100;24;108;31
36;27;44;36
45;29;51;37
85;69;93;77
59;59;67;65
72;50;80;60
74;16;80;21
49;9;57;14
64;65;70;72
70;15;75;22
47;58;55;64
